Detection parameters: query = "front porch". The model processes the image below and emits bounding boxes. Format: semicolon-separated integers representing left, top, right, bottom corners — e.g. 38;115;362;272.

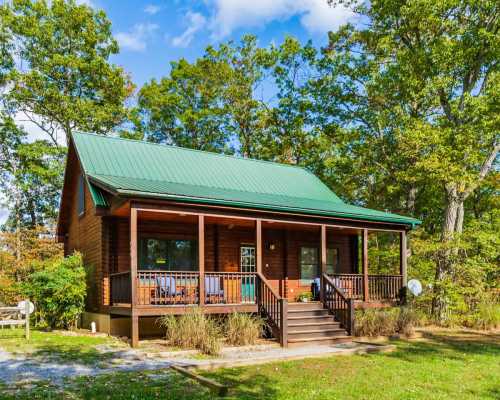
106;203;408;346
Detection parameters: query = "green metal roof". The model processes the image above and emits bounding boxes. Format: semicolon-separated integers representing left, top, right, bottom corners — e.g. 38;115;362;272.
72;132;421;227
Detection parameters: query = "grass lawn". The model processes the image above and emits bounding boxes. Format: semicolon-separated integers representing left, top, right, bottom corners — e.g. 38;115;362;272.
0;328;498;399
0;328;125;364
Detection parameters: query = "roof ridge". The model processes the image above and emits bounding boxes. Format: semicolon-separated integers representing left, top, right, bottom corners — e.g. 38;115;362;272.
72;131;313;173
90;173;343;204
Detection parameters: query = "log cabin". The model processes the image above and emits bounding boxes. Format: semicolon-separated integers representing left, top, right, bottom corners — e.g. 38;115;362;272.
57;132;421;347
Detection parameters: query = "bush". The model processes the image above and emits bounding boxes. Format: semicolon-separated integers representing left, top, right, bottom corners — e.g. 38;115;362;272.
24;253;86;329
354;307;421;337
225;313;264;346
158;308;222;355
468;300;500;330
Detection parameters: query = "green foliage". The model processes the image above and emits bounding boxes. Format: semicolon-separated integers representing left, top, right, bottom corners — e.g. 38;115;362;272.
158;308;222;355
24;253;87;329
1;0;133;144
354;307;421;337
467;299;500;331
224;313;264;346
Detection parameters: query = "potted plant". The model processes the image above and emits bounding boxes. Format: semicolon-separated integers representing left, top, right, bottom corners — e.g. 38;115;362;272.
297;292;312;302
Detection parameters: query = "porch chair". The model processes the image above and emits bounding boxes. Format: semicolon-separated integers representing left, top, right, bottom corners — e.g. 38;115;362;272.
156;275;180;304
204;276;225;304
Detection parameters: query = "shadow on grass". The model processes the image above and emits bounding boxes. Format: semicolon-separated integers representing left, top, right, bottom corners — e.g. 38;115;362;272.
386;329;500;363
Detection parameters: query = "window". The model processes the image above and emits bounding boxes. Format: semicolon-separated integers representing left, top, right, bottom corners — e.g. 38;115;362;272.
326;248;339;275
300;247;318;283
240;246;256;273
139;238;197;271
77;175;85;216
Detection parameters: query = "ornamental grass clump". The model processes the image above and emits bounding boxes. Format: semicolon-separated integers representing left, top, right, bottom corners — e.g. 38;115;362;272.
158;308;222;355
225;313;264;346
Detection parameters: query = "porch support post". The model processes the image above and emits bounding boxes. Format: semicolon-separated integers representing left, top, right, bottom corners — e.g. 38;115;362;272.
400;231;408;286
256;219;262;274
198;215;205;306
130;205;139;347
362;229;369;301
320;225;327;303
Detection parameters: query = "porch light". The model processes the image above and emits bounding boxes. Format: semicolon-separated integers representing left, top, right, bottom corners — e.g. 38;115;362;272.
267;243;276;251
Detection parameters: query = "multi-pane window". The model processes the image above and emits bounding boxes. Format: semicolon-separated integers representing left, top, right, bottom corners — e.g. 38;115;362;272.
77;175;85;216
326;248;339;275
240;246;256;273
300;247;318;283
300;247;340;281
139;238;197;271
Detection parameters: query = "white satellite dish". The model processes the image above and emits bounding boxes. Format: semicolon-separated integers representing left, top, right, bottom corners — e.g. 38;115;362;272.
407;279;423;296
17;300;35;315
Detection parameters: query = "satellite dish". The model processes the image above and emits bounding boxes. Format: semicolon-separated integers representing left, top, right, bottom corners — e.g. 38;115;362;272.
17;300;35;315
407;279;423;296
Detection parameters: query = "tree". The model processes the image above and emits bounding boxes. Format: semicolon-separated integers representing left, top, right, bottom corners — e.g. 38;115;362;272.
1;0;133;145
324;0;499;321
210;35;274;158
0;114;64;229
136;57;231;152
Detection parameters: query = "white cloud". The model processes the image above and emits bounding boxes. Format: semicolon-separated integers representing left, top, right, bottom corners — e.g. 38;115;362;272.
0;207;8;226
14;111;66;146
172;12;207;48
115;23;159;52
208;0;354;39
144;4;161;15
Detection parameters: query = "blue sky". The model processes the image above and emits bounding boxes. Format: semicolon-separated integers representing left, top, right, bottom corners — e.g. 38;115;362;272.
95;0;356;86
1;0;357;225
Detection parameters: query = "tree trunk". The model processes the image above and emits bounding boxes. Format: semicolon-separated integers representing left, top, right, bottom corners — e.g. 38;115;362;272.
407;186;417;214
455;201;464;234
432;184;459;323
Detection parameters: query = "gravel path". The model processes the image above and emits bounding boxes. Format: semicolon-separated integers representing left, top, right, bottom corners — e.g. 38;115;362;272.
0;341;390;387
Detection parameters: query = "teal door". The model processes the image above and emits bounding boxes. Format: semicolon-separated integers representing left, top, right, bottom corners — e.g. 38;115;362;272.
240;246;256;302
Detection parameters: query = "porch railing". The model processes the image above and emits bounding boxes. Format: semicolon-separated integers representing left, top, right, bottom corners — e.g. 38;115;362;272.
110;271;131;304
137;271;199;305
329;273;403;301
328;274;364;299
204;272;256;304
368;274;403;301
256;272;287;346
322;273;354;335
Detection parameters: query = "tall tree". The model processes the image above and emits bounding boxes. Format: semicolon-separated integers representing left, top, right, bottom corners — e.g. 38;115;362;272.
136;57;231;152
324;0;499;320
1;0;133;145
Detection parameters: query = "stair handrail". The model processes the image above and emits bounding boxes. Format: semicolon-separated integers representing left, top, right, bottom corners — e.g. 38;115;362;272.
256;272;288;346
322;273;354;335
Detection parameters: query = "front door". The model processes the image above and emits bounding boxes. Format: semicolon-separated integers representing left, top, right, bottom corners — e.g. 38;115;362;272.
240;246;256;302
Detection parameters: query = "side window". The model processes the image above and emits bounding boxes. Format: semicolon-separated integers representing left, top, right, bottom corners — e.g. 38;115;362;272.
326;248;339;275
300;247;318;283
77;175;85;216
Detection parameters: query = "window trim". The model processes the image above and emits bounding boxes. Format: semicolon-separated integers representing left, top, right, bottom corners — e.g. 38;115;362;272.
77;174;85;217
138;237;198;271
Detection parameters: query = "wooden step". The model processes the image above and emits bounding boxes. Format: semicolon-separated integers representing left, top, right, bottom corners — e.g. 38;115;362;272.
287;328;347;340
287;302;323;311
287;335;352;347
287;315;334;324
287;309;330;317
288;321;341;332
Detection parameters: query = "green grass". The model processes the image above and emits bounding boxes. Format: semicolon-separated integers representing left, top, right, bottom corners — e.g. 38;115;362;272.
0;328;125;365
0;329;498;399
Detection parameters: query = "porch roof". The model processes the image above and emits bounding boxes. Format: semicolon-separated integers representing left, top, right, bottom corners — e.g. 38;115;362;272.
72;132;421;228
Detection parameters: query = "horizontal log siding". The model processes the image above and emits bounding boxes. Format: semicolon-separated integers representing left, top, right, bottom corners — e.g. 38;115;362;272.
111;220;357;303
65;160;103;312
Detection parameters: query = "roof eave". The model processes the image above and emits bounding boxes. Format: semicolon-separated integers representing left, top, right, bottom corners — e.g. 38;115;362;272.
114;188;421;229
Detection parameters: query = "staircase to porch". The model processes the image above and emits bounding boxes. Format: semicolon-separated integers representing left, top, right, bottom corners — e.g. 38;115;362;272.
286;302;351;347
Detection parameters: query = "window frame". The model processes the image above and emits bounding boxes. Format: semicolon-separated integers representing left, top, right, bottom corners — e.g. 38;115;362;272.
138;237;198;271
299;246;319;284
77;174;85;217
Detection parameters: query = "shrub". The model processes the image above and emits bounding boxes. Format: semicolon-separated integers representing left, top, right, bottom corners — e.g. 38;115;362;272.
225;313;264;346
354;307;421;337
24;253;86;329
354;308;398;337
468;301;500;330
158;308;222;355
396;307;420;336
